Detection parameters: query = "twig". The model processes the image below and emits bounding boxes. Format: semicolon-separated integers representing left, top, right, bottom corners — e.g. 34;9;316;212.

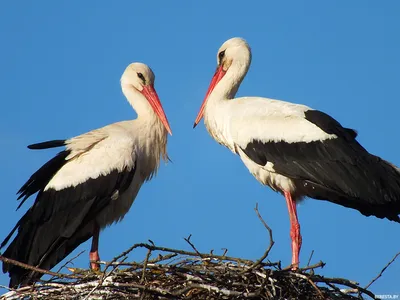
184;234;205;259
243;203;274;272
140;249;152;284
0;255;82;280
268;277;276;297
307;250;314;267
148;253;178;264
281;260;325;272
123;243;254;265
84;255;129;300
365;250;400;290
290;273;324;299
312;276;376;299
54;250;85;274
0;286;13;292
299;261;325;272
171;283;260;297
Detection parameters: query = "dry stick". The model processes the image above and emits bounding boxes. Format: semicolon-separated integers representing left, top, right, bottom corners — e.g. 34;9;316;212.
100;241;142;277
184;234;205;259
132;243;256;265
281;260;325;272
148;253;177;264
26;281;176;299
291;272;324;299
0;285;14;292
365;251;400;290
96;254;177;268
312;276;376;299
242;203;275;273
299;261;325;272
340;288;360;295
97;261;140;267
84;255;130;300
171;283;260;298
306;250;315;267
140;249;152;284
0;255;81;280
54;250;85;274
322;280;347;298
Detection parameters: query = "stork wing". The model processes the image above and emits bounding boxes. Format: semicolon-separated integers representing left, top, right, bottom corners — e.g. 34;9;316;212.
236;108;400;221
1;128;137;287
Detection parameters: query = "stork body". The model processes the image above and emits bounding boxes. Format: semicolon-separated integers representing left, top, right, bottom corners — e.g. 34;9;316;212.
1;63;172;287
194;38;400;268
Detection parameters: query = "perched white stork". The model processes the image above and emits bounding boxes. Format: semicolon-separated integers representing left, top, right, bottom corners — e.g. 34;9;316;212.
1;62;172;287
193;37;400;269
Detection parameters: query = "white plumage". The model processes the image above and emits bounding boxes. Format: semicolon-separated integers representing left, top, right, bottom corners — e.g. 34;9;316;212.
1;62;172;288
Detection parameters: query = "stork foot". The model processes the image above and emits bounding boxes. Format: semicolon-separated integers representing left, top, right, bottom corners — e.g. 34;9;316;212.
89;250;101;271
90;223;101;271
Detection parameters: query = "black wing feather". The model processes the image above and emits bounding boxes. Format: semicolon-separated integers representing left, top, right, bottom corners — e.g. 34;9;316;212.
16;150;70;209
242;110;400;222
2;149;136;287
0;150;70;248
305;110;358;140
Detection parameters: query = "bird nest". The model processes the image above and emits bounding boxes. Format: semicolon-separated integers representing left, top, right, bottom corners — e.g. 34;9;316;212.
0;207;396;300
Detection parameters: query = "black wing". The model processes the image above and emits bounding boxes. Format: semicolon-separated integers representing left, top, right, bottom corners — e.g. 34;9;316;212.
1;144;136;287
304;110;358;140
241;110;400;222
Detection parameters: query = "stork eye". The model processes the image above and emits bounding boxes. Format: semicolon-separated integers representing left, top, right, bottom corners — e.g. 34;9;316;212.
218;50;226;62
137;72;146;83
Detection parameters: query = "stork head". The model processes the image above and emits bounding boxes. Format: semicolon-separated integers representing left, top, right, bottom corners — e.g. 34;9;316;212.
121;63;172;135
194;38;251;128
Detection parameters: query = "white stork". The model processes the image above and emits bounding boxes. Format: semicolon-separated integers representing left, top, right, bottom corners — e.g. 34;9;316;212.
1;62;172;287
193;37;400;269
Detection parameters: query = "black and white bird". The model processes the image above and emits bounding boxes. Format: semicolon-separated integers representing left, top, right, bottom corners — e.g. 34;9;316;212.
1;62;172;287
193;37;400;269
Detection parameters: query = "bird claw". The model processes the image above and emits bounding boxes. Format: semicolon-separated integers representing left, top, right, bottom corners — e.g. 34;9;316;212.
89;250;101;271
282;262;300;271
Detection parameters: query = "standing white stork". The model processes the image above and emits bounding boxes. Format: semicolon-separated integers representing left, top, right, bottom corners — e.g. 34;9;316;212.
193;37;400;269
1;62;172;287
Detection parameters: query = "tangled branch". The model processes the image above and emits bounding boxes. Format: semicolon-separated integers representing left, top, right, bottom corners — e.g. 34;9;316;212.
0;205;396;300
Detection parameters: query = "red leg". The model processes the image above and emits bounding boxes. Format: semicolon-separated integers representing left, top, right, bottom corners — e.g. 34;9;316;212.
89;223;101;271
284;191;302;269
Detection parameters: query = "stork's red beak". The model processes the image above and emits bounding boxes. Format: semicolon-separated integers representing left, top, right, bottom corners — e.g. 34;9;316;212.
193;66;226;128
142;85;172;135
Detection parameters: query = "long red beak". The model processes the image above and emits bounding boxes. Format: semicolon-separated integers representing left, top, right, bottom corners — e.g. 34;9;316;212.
142;85;172;135
193;66;226;128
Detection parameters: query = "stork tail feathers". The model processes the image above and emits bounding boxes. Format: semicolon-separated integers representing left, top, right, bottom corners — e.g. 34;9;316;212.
28;140;66;150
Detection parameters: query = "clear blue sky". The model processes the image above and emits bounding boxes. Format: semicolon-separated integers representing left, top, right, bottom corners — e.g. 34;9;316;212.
0;1;399;295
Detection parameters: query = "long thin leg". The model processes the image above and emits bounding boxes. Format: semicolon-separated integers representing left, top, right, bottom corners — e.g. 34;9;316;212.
284;191;302;269
89;223;101;271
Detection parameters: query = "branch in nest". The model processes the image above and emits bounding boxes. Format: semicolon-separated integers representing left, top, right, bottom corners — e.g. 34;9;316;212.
242;203;275;272
0;241;382;300
0;255;82;281
365;250;400;290
1;208;393;300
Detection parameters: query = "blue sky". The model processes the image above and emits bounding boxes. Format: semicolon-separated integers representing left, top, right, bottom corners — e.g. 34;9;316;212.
1;0;399;295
